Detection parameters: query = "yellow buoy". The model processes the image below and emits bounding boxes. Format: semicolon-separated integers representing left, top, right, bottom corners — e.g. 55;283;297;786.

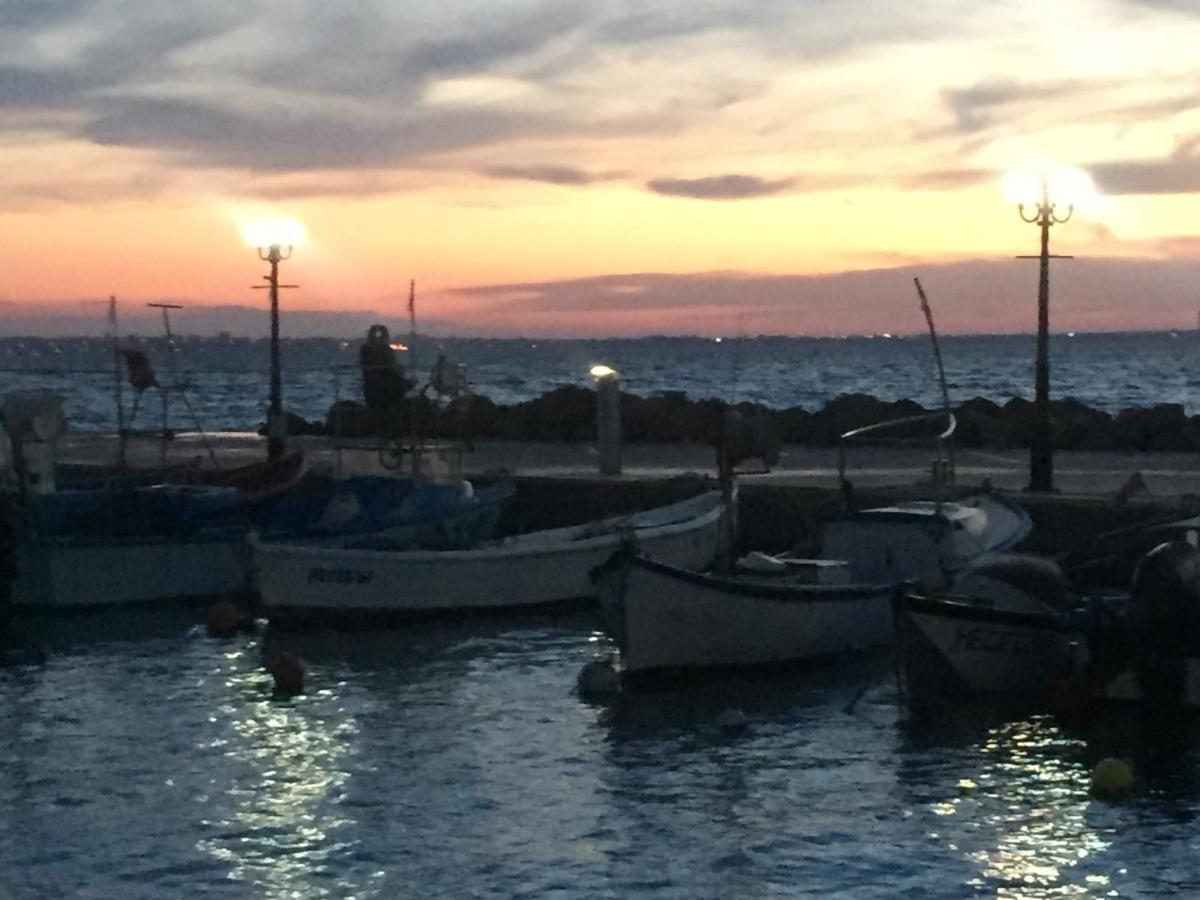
1090;757;1134;799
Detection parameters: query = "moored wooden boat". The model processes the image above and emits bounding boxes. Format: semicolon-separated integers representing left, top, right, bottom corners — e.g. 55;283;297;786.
596;492;1032;678
894;564;1075;705
597;553;898;676
251;489;728;623
11;477;513;608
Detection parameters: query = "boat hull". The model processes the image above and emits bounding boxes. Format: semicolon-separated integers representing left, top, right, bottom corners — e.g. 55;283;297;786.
14;535;251;607
253;491;727;621
601;557;898;676
894;593;1073;701
11;479;513;608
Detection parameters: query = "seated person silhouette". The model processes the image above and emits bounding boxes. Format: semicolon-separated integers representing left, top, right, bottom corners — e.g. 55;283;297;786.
359;324;415;412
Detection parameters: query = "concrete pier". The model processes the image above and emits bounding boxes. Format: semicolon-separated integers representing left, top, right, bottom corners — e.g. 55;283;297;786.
52;430;1200;578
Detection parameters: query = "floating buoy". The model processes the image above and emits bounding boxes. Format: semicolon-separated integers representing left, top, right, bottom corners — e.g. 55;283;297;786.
1091;757;1134;800
577;660;621;699
717;708;749;735
269;652;306;696
206;600;241;638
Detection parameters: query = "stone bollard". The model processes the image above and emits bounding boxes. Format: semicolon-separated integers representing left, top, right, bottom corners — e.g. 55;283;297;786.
591;365;622;476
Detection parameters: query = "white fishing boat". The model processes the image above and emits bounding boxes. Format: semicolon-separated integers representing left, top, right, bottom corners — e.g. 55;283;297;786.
251;490;728;623
596;491;1033;678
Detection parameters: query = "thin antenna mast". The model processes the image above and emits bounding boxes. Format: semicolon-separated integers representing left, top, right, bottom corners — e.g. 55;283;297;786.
109;296;127;468
913;277;955;488
147;303;219;471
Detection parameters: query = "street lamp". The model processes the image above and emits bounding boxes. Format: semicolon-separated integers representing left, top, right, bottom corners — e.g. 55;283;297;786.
242;217;304;461
1005;167;1093;493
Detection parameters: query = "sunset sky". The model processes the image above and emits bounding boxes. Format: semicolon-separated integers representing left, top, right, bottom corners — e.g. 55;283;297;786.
2;0;1200;336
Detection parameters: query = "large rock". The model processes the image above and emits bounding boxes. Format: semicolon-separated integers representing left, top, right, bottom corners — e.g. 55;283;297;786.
504;385;596;441
808;393;928;445
1114;403;1191;451
623;392;722;443
443;394;503;439
776;406;812;444
1050;397;1113;451
724;404;781;468
954;396;1015;449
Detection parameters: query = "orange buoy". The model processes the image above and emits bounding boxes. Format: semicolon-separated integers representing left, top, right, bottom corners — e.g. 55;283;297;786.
270;652;306;696
206;600;241;638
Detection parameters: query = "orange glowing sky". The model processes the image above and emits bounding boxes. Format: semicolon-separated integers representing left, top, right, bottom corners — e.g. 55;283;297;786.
2;1;1200;336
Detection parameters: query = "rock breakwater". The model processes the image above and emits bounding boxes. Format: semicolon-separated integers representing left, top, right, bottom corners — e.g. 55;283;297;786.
278;388;1200;453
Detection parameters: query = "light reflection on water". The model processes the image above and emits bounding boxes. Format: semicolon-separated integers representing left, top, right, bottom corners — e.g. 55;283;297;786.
4;609;1200;897
197;651;375;900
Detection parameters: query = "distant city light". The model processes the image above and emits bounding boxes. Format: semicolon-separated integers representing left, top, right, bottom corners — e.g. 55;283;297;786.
589;364;618;380
714;337;723;343
390;342;408;351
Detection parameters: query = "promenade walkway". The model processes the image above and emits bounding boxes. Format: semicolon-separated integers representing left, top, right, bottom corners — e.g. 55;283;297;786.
55;431;1200;501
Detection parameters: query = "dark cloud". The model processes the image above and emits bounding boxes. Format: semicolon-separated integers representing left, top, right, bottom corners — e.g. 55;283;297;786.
1115;0;1200;13
646;174;793;199
902;167;992;190
85;96;549;170
0;0;88;30
483;165;618;185
1091;157;1200;194
0;1;956;177
446;255;1200;336
940;79;1086;134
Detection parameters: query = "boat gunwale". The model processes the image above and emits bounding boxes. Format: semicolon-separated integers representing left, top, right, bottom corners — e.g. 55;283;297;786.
250;490;726;564
626;553;902;602
899;591;1070;631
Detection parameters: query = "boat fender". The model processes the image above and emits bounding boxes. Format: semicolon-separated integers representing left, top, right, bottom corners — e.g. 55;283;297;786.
717;708;749;735
269;652;306;697
577;660;621;700
206;600;241;638
1090;757;1134;800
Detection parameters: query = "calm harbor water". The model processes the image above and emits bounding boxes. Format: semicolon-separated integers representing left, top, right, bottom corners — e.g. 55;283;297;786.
3;607;1200;898
3;330;1200;430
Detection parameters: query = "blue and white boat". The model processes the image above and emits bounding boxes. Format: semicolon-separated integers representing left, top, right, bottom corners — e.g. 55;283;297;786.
11;474;514;608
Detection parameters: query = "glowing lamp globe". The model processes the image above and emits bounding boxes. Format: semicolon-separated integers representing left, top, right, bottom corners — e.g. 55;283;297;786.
1003;166;1096;211
241;217;306;250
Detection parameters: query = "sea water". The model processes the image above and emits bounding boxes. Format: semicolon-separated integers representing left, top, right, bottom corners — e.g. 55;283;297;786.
2;331;1200;430
2;609;1198;898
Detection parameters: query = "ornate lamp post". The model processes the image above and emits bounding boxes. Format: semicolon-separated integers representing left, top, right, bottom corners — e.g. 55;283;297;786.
1007;168;1091;493
243;218;303;460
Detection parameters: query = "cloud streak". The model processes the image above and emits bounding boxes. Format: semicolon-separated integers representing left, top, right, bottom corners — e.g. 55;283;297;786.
646;174;794;199
483;165;620;185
